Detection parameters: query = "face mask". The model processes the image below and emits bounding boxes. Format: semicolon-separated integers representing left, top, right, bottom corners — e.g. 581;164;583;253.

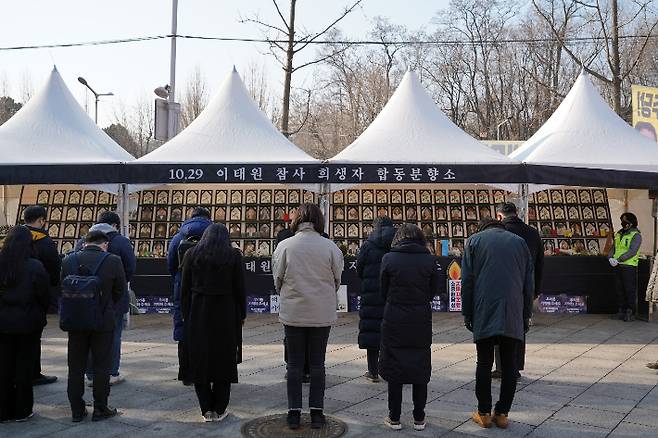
621;220;631;229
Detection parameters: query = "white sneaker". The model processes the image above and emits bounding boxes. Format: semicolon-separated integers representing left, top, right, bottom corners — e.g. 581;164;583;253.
109;375;125;386
384;416;402;430
202;411;217;422
413;420;426;431
214;411;229;422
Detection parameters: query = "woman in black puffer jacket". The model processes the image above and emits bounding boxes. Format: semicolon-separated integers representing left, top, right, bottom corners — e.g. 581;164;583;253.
356;216;396;382
0;225;49;422
379;224;439;431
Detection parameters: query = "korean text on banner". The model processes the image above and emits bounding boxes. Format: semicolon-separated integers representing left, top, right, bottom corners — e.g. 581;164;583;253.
631;84;658;143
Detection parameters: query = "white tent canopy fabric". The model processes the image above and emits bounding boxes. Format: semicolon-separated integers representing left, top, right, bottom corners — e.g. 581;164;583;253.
138;68;317;164
330;71;514;165
0;67;134;164
512;71;658;174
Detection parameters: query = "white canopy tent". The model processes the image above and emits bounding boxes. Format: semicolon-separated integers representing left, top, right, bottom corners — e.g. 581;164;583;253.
514;71;658;188
0;66;135;231
138;68;317;165
330;70;517;168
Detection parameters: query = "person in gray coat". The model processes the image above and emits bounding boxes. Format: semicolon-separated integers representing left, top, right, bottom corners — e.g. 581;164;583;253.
461;218;534;429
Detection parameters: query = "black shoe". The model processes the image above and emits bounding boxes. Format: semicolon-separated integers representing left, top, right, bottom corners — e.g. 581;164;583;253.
72;408;88;423
624;309;635;322
92;406;117;422
182;380;193;386
310;409;326;429
287;410;301;430
33;374;57;386
302;374;311;383
616;308;625;320
491;370;502;379
284;371;288;380
516;371;522;379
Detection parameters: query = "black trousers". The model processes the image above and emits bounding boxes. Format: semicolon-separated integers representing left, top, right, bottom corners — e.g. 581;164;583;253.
476;336;520;415
194;382;231;414
367;348;379;376
67;330;113;414
615;265;638;313
177;340;189;382
0;332;39;421
387;382;427;422
284;325;330;410
32;327;43;379
284;336;310;375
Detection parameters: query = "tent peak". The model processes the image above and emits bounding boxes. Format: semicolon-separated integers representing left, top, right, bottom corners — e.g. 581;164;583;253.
232;65;237;73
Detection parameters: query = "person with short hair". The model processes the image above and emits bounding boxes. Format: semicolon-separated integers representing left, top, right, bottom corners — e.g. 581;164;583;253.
462;218;534;429
356;216;396;383
494;202;544;379
0;225;49;422
23;205;60;387
167;207;212;385
378;223;438;431
272;203;344;430
61;230;126;422
608;212;643;321
180;223;246;422
76;211;136;386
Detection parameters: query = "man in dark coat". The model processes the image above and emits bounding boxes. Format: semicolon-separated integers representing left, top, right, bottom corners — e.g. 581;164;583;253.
61;231;127;422
495;202;544;377
167;207;212;384
75;211;136;386
462;219;534;429
379;224;439;431
23;205;61;386
356;216;396;383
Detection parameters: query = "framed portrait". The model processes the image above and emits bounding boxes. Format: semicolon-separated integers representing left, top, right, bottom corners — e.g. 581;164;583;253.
434;190;447;204
347;241;359;256
37;190;50;205
258;206;271;221
404;190;416;204
465;206;477;221
421;223;434;238
543;239;555;254
593;189;606;204
141;191;154;205
61;240;74;255
584;222;597;236
259;190;271;204
257;241;271;256
451;223;464;238
333;206;345;221
98;192;111;204
567;206;580;220
479;205;492;219
245;223;258;237
128;224;136;239
347;207;359;221
347;224;359;238
538;206;552;220
466;222;479;237
229;223;241;238
157;191;169;204
405;206;417;221
303;190;315;203
392;206;403;221
200;190;213;205
139;224;152;238
48;223;60;238
172;190;184;204
333;223;345;238
463;190;476;204
421;207;433;221
169;224;180;237
230;207;242;221
245;190;258;204
66;207;79;221
347;190;359;204
81;207;94;221
154;223;167;238
274;207;286;220
420;190;432;204
363;223;374;237
586;239;601;254
435;206;448;221
437;223;449;238
79;223;91;236
137;241;151;257
376;190;388;204
186;190;199;205
246;207;257;221
333;191;345;204
289;190;300;205
273;223;285;236
171;207;183;222
554;222;567;236
377;206;389;217
67;190;81;205
449;190;462;204
140;207;153;222
565;190;578;204
243;241;256;257
53;190;66;204
550;190;564;204
362;206;374;221
536;191;549;204
152;242;166;258
582;206;594;220
391;190;402;204
570;222;583;236
493;190;506;204
155;207;168;221
477;190;490;204
450;206;463;221
553;206;566;220
83;191;97;205
362;190;374;204
557;239;571;251
230;190;243;205
595;206;608;220
259;224;271;238
579;190;592;204
274;190;286;204
540;222;553;236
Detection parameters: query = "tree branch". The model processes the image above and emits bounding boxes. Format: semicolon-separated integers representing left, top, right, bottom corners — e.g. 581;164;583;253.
293;0;363;53
621;18;658;80
239;17;288;36
272;0;290;31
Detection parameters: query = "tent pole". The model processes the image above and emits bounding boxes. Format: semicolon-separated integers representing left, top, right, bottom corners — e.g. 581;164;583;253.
519;183;529;224
320;183;331;236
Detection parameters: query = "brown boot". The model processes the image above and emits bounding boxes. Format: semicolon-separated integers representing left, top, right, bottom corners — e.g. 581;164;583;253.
493;412;509;429
471;411;492;428
646;362;658;370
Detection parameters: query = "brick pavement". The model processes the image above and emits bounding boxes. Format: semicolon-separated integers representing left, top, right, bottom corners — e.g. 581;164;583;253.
1;313;658;437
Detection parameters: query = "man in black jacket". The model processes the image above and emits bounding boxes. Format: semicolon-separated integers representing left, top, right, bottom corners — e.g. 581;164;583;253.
494;202;544;378
23;205;61;386
61;231;126;422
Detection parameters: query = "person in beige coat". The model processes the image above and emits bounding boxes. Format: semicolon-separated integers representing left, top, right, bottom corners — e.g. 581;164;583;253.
272;203;344;430
645;252;658;370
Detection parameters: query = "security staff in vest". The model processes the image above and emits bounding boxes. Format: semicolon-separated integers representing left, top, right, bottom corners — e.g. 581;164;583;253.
608;212;642;322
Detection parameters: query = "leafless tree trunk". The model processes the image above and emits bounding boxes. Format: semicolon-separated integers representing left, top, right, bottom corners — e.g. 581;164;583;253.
180;65;208;128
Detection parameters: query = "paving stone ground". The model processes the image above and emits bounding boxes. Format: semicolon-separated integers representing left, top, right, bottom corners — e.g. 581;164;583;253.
2;313;658;437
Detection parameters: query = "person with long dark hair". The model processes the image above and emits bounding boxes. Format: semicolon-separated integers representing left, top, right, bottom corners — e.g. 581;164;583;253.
180;223;246;423
0;225;49;422
272;203;344;430
379;224;438;431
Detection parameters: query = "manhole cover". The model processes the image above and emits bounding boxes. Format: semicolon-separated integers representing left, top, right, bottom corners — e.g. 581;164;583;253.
241;413;347;438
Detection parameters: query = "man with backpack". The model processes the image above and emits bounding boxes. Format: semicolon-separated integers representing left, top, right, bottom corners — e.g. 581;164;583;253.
167;207;212;384
23;205;61;386
61;230;126;422
75;211;136;386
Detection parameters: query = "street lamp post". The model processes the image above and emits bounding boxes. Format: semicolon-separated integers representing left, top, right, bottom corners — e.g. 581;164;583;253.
77;77;113;124
496;117;512;141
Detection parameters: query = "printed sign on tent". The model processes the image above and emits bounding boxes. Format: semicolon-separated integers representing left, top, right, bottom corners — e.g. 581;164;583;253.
270;294;280;314
337;285;348;313
447;260;462;312
631;84;658;143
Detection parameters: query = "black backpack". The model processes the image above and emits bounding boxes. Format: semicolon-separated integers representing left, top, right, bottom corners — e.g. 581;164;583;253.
177;235;201;268
59;252;110;332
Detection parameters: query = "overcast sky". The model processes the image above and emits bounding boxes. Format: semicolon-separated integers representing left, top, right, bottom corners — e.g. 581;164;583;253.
0;0;448;126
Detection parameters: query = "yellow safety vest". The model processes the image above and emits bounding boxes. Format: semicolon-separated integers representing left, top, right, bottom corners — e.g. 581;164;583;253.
614;230;640;267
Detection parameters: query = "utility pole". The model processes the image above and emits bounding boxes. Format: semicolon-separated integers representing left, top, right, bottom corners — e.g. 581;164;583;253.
168;0;180;139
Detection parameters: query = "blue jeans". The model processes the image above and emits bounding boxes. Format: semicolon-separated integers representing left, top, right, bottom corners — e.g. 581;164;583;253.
86;312;124;379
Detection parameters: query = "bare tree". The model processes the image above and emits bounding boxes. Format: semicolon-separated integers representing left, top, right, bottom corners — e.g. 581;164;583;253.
112;97;162;158
242;0;364;137
20;70;33;103
180;65;208;128
243;61;280;123
532;0;658;114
